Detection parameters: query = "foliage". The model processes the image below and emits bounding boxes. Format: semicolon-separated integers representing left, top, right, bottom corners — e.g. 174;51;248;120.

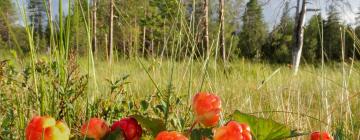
323;5;342;61
303;15;321;63
238;0;267;59
231;111;305;140
262;2;293;63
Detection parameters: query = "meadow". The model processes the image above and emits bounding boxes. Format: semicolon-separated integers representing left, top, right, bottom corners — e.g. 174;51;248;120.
1;0;360;139
1;49;360;139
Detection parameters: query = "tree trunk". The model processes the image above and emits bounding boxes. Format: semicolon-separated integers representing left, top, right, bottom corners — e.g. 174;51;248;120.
203;0;209;56
292;0;307;75
92;0;97;57
108;0;114;65
219;0;225;62
142;26;146;56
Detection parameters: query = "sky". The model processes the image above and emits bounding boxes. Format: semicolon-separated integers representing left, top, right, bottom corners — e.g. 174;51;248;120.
13;0;360;28
263;0;360;28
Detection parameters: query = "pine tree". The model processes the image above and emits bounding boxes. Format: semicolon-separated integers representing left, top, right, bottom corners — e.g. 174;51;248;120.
238;0;267;59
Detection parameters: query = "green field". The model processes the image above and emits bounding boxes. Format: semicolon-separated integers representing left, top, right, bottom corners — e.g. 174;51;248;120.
1;0;360;139
1;50;360;139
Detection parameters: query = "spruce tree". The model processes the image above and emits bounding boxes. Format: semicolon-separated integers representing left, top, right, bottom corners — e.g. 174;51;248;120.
303;15;321;63
238;0;267;59
28;0;46;35
262;1;294;63
323;5;342;61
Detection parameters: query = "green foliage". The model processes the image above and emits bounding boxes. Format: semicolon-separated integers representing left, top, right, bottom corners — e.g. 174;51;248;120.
323;5;342;61
238;0;267;59
231;111;305;140
0;0;14;46
303;15;321;63
104;128;125;140
133;115;166;136
262;3;293;63
190;128;213;140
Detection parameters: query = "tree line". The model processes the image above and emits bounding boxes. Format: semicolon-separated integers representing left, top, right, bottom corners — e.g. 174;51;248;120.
1;0;360;64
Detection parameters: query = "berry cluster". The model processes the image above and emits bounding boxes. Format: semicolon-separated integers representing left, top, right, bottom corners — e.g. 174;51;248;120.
81;117;142;140
25;92;332;140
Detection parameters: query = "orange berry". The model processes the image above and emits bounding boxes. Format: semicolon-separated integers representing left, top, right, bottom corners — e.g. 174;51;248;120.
310;131;332;140
155;131;188;140
81;118;110;140
25;116;70;140
214;121;252;140
192;92;221;127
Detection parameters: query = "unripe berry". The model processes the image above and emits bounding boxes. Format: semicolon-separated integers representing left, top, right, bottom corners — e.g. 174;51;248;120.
81;118;110;140
214;121;252;140
111;117;142;140
26;116;70;140
155;131;188;140
310;131;332;140
192;92;221;127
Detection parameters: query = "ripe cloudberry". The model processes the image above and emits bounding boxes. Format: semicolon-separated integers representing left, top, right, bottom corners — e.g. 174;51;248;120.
214;121;252;140
25;116;70;140
192;92;221;127
81;118;110;140
111;117;142;140
155;131;188;140
310;131;332;140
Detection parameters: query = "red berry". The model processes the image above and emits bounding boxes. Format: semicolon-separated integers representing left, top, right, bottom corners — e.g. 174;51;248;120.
214;121;252;140
26;116;70;140
111;117;142;140
81;118;110;140
155;131;188;140
192;92;221;127
310;131;332;140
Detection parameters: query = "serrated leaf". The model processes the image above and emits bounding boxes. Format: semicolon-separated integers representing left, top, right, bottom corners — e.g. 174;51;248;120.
190;128;213;140
132;115;166;136
231;110;304;140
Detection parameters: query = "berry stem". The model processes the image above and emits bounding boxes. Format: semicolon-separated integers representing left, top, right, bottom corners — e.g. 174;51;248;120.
188;120;198;135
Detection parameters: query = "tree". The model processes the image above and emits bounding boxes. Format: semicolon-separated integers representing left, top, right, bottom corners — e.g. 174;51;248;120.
219;0;225;62
203;0;209;56
0;0;15;47
92;0;98;56
292;0;307;74
262;1;294;63
238;0;267;59
323;4;342;61
28;0;47;37
303;15;321;63
108;0;114;64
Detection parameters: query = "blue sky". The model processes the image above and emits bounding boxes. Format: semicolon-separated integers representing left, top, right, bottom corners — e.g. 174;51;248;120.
13;0;360;28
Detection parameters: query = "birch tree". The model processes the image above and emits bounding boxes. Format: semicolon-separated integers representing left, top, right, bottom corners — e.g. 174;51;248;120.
292;0;307;74
108;0;114;64
219;0;225;62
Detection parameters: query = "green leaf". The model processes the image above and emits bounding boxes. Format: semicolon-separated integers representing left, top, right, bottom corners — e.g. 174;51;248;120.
140;100;149;111
103;128;124;140
231;110;304;140
132;115;166;136
190;128;213;140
